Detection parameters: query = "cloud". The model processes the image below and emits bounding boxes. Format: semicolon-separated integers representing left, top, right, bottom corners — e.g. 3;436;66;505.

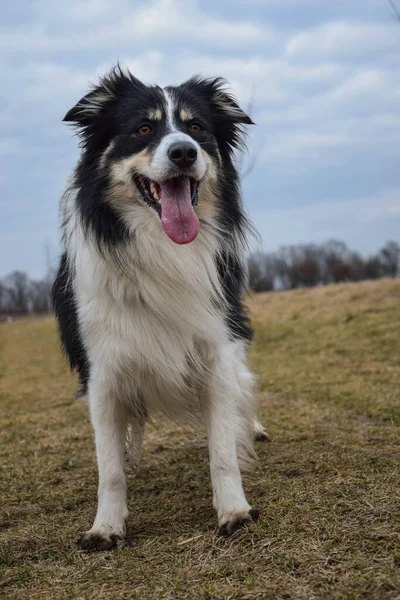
286;21;400;61
1;0;273;55
170;55;345;105
38;0;119;21
326;69;400;112
263;132;349;162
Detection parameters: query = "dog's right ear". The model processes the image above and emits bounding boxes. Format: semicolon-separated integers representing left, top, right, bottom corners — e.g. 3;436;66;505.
63;79;119;126
63;88;113;124
63;65;142;127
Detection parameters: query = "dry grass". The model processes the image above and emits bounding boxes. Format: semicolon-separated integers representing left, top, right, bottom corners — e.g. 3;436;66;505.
1;279;400;599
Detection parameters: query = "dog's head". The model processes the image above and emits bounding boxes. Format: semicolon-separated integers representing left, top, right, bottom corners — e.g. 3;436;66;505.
65;66;252;245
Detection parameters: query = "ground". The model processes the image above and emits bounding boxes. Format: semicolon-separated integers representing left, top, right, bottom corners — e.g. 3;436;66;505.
1;279;399;600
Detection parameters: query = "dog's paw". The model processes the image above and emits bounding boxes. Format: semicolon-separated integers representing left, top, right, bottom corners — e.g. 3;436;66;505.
218;507;260;537
254;428;271;442
253;421;271;442
77;530;125;552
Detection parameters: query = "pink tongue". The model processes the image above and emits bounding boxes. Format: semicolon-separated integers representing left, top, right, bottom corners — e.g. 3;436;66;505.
159;177;199;244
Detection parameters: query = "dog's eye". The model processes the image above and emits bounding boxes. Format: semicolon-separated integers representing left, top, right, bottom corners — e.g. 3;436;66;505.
189;123;202;133
138;124;152;135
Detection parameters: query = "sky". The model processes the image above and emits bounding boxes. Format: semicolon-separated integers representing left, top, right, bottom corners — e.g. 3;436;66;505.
1;0;399;278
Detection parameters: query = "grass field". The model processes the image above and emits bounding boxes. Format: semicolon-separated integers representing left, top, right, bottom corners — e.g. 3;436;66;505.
1;279;399;599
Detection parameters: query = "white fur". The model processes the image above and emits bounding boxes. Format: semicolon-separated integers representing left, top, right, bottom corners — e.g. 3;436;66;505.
200;342;255;526
163;88;177;132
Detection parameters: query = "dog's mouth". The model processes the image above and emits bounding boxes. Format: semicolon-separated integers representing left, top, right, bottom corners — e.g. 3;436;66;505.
134;175;200;245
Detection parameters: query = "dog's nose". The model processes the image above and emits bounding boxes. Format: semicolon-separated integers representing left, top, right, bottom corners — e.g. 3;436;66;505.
168;142;198;168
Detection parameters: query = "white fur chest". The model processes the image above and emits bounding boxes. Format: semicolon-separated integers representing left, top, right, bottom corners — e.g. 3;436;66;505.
71;214;229;416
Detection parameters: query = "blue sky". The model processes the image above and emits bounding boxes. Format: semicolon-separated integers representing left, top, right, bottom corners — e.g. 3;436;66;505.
1;0;399;277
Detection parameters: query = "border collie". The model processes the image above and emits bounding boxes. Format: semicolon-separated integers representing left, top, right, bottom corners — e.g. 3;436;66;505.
52;66;268;551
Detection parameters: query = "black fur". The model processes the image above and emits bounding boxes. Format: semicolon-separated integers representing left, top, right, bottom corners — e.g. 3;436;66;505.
52;253;89;394
74;173;130;248
217;251;253;342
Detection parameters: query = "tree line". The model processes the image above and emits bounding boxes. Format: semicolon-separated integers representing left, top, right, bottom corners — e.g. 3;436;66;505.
0;269;55;318
0;240;399;316
248;240;400;292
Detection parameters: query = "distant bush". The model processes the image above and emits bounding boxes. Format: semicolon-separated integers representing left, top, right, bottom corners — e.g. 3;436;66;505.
248;240;400;292
0;269;55;316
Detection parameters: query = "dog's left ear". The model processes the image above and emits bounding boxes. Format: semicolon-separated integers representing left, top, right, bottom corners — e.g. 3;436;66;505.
210;79;254;126
205;78;254;154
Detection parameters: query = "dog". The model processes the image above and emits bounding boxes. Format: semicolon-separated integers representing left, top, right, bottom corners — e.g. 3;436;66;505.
52;66;268;551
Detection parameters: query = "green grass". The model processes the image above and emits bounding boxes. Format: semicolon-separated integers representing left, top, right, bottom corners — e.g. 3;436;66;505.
1;279;400;599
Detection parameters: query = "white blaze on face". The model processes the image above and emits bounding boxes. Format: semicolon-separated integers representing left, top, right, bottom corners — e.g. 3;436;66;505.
148;89;206;182
164;88;177;133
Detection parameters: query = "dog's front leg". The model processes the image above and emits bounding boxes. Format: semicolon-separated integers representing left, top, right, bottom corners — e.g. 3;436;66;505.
201;345;259;537
77;378;129;551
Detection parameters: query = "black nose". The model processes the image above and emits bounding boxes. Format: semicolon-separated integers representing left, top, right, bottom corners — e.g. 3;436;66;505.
168;142;198;168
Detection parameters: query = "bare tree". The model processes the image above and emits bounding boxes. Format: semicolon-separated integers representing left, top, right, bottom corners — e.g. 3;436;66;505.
0;252;57;315
276;244;322;288
0;281;7;311
320;240;350;283
331;261;351;283
43;241;57;312
364;257;383;280
30;280;51;313
3;271;31;313
248;252;275;292
380;241;400;277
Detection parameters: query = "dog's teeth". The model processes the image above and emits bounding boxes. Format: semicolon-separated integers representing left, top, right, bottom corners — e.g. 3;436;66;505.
149;182;160;201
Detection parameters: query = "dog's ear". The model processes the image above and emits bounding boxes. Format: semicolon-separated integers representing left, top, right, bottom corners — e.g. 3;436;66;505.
209;78;254;126
63;65;143;127
63;87;115;124
204;78;254;154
